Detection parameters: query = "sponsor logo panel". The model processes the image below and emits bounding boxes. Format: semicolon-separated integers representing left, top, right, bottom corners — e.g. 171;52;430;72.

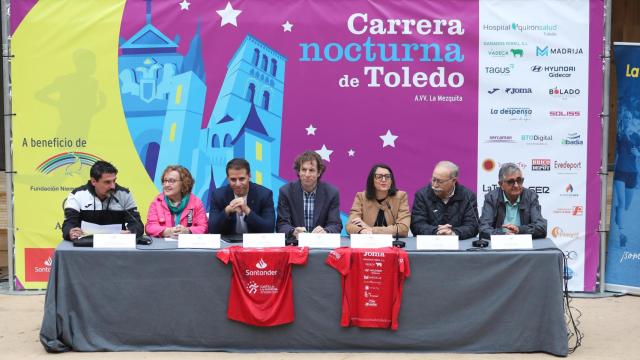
531;65;576;78
484;135;516;144
561;133;584;145
489;107;533;121
560;183;580;197
553;205;584;216
482;23;559;36
521;135;552;145
24;248;55;282
549;87;581;99
482;41;528;47
487;88;533;95
532;159;551;171
484;64;514;75
549;110;581;117
551;226;581;240
536;46;584;56
528;185;551;195
554;160;582;174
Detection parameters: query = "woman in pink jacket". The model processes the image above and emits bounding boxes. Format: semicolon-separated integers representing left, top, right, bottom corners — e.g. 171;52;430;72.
146;165;208;237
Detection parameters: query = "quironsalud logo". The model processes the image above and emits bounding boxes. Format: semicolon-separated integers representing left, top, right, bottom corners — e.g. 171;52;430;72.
35;152;103;176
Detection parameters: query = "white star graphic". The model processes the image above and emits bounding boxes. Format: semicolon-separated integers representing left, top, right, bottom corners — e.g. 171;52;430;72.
282;21;293;32
316;144;333;162
305;124;316;135
348;149;355;157
380;130;398;148
179;0;191;10
216;2;242;27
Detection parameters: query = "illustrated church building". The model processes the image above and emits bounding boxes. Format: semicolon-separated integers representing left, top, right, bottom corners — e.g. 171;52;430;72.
118;3;287;205
117;0;187;180
201;34;288;194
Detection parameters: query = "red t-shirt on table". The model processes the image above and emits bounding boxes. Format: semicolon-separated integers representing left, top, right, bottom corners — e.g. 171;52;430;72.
217;246;308;326
326;247;410;330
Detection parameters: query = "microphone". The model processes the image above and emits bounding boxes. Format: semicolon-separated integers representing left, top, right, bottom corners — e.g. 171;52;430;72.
285;227;298;246
387;201;405;248
109;192;153;245
471;202;488;248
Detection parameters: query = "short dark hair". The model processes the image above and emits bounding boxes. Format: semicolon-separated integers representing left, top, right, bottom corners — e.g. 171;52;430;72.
293;151;325;178
161;165;195;196
90;161;117;181
226;158;250;176
365;163;398;200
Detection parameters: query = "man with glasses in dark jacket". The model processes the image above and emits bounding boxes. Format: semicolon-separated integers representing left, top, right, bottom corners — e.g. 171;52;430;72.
411;161;479;239
479;162;547;239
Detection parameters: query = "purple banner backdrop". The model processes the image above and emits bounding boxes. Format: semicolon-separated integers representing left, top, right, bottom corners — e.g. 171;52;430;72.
9;0;603;290
9;0;38;34
116;0;603;291
118;0;479;205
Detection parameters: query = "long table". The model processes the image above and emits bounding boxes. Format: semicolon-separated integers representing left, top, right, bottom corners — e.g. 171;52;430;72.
40;238;568;355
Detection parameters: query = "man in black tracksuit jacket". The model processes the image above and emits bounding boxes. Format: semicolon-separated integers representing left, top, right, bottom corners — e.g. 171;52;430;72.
62;161;144;241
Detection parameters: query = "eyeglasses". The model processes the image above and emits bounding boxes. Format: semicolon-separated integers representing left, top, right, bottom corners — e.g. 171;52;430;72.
503;177;525;186
374;174;392;181
162;178;181;184
432;177;455;185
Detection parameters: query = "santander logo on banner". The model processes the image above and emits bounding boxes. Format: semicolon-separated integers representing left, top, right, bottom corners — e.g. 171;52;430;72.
24;248;55;282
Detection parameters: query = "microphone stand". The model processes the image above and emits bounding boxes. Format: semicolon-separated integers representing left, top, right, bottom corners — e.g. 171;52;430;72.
387;202;405;248
472;203;488;248
472;238;489;248
110;193;153;245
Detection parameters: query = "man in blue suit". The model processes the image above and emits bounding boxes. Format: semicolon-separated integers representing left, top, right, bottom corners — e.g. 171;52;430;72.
277;151;342;240
208;158;275;235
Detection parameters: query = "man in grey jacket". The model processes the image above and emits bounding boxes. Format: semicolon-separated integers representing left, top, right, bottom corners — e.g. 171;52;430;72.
411;161;479;240
479;162;547;239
